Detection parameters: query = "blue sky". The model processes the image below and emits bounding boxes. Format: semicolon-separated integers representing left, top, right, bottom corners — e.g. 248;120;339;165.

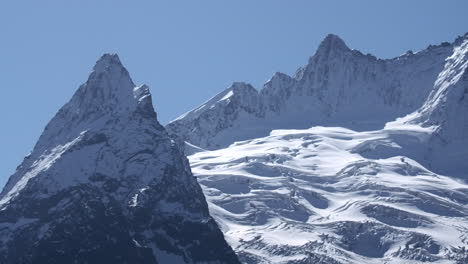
1;0;467;187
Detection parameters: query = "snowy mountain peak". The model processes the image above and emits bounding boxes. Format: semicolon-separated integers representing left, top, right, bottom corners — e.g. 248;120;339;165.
1;54;166;203
315;33;350;56
269;72;292;82
0;54;239;263
0;54;159;204
261;72;294;94
229;82;258;96
22;54;160;157
74;53;147;117
92;53;123;73
66;54;159;123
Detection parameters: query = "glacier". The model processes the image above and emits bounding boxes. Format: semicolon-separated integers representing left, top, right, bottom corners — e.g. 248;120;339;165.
190;126;468;263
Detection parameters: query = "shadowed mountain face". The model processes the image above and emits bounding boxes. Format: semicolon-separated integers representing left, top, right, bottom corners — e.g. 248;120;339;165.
0;54;239;264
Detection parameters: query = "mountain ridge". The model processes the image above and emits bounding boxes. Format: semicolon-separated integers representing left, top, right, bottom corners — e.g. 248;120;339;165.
166;33;462;151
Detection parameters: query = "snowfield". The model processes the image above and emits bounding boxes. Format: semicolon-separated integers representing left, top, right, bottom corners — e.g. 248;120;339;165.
189;126;468;263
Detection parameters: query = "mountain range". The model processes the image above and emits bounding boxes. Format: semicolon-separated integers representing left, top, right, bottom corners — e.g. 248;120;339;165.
1;32;467;264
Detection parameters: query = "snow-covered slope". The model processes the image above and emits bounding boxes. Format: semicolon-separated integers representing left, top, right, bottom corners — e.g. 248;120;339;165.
167;34;455;150
170;82;264;149
190;126;468;264
387;34;468;177
0;54;239;264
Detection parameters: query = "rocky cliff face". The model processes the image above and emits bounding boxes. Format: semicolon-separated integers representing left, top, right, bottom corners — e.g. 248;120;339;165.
167;34;454;150
0;54;239;264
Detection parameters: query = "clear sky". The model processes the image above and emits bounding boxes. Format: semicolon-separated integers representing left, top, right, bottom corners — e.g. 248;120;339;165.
1;0;467;187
